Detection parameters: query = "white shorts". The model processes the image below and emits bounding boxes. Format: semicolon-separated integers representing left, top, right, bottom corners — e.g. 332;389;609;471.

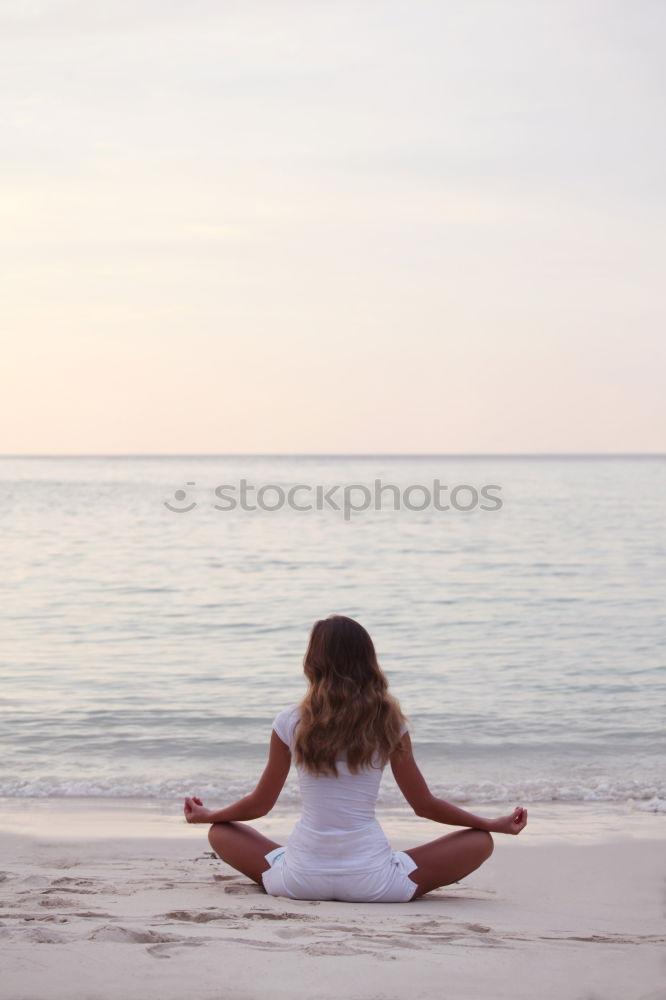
261;846;419;903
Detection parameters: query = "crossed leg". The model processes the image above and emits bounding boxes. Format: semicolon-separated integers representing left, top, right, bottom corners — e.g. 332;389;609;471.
208;821;283;887
207;822;494;900
403;828;494;899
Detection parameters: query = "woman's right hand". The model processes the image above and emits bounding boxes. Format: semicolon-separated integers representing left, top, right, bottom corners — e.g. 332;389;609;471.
490;806;528;835
183;796;213;824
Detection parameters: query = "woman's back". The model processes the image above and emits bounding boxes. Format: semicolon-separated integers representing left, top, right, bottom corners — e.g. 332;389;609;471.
273;704;409;873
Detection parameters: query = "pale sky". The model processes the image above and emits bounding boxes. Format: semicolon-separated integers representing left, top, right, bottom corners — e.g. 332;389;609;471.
2;0;664;454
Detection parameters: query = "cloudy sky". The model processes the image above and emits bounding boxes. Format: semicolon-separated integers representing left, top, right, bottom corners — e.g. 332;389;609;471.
2;0;664;453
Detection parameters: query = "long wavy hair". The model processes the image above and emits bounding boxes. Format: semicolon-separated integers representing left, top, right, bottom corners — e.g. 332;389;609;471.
293;615;409;777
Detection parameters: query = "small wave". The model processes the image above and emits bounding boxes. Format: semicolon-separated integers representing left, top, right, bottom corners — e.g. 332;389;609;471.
632;796;666;814
1;775;665;808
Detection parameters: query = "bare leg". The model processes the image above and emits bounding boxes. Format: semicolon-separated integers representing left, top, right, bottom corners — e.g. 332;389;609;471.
403;829;494;899
208;822;283;887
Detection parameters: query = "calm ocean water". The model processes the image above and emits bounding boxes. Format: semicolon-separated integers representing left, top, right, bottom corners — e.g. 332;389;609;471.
1;456;665;813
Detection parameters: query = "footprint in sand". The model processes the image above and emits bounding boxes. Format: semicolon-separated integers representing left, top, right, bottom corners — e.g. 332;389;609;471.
274;926;315;940
39;896;76;909
161;909;238;923
303;941;377;958
146;940;207;960
22;926;71;944
89;925;178;944
51;877;96;887
42;887;96;895
223;883;264;895
18;875;51;888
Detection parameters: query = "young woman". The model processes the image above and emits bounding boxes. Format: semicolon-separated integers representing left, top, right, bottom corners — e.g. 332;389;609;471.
184;614;527;902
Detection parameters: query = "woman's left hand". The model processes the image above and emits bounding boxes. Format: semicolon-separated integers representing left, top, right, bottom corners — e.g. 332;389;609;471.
184;796;213;824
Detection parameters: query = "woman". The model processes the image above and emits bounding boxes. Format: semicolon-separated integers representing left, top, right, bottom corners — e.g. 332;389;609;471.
184;614;527;902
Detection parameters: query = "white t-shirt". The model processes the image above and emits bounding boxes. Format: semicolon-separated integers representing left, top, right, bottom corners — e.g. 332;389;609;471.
272;704;409;874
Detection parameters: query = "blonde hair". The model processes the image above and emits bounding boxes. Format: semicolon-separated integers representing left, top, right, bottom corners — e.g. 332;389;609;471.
293;615;409;777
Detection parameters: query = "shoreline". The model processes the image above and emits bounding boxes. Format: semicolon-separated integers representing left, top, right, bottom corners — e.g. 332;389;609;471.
0;795;663;846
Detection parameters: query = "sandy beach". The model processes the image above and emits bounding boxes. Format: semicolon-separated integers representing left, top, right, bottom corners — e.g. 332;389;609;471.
1;801;664;1000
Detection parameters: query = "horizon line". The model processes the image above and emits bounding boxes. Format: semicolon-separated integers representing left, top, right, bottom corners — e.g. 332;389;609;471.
1;452;665;459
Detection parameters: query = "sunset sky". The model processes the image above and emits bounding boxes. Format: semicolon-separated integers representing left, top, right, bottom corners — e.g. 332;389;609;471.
2;0;664;454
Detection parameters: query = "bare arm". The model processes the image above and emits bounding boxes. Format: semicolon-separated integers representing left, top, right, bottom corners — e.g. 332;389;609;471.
184;729;292;824
390;733;527;835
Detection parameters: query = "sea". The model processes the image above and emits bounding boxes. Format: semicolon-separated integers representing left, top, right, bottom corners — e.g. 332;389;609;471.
2;455;665;821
